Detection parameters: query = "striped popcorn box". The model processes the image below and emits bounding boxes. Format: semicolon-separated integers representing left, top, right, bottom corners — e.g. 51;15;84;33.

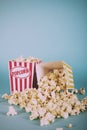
36;61;74;90
62;61;74;89
8;58;42;94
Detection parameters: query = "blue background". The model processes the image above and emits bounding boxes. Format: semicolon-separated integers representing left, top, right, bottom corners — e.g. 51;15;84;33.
0;0;87;130
0;0;87;94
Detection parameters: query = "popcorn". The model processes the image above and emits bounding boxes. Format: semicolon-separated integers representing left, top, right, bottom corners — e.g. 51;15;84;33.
45;112;55;122
78;88;86;95
25;56;41;63
40;117;50;126
56;128;63;130
2;93;9;100
40;112;55;126
61;112;69;119
19;101;26;109
66;105;72;113
25;104;33;113
67;123;72;128
37;92;46;102
8;97;16;105
81;97;87;109
31;98;37;105
7;106;17;116
14;56;41;63
14;56;24;62
51;91;56;99
30;110;39;120
38;107;46;117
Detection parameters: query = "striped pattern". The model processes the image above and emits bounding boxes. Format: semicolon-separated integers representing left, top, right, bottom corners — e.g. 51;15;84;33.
63;62;74;89
8;61;34;93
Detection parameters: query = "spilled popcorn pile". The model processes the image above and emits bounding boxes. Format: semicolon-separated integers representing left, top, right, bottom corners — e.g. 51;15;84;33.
38;68;71;91
2;69;87;126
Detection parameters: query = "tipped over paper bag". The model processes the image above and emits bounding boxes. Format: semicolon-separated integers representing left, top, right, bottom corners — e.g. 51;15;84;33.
36;61;74;89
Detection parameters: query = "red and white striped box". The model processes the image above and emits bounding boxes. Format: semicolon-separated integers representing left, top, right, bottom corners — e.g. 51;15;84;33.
8;59;42;94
